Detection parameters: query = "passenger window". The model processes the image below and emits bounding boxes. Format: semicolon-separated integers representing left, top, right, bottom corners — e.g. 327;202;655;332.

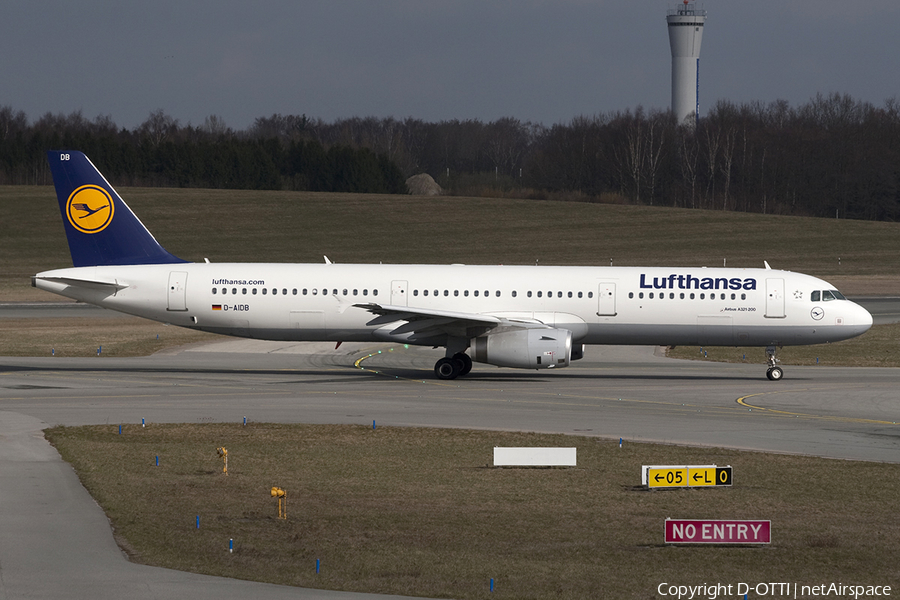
741;293;746;300
537;291;542;298
212;288;217;294
680;293;684;299
464;290;468;297
474;290;479;297
443;290;448;297
731;293;736;300
511;291;517;298
700;293;705;299
413;290;418;297
221;288;227;295
496;291;500;297
292;289;297;295
639;292;644;299
454;290;459;297
578;292;583;298
263;289;268;295
669;293;674;299
811;290;821;302
558;291;562;298
302;289;307;295
588;292;593;298
363;289;368;296
373;289;378;296
629;292;634;299
342;289;347;296
283;289;288;295
649;293;654;299
690;293;695;299
423;289;428;296
352;289;357;296
243;288;248;295
527;291;532;298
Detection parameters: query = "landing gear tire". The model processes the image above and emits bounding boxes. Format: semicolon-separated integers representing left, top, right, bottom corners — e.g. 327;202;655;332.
453;353;473;376
435;357;460;380
766;366;784;381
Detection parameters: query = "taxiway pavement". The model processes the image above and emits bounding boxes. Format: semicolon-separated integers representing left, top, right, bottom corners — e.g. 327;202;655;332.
1;340;899;599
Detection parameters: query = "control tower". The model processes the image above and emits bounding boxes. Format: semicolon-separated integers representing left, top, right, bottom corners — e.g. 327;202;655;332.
667;1;707;126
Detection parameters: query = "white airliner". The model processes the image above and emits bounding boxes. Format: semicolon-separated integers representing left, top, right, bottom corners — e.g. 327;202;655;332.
34;151;873;381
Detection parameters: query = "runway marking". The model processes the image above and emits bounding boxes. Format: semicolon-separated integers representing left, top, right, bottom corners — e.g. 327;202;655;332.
736;388;899;425
353;349;462;387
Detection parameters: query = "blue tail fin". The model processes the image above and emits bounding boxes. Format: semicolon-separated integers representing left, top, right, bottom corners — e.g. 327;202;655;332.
47;151;186;267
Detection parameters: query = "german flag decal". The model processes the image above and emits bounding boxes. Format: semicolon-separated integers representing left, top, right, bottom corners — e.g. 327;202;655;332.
212;305;222;311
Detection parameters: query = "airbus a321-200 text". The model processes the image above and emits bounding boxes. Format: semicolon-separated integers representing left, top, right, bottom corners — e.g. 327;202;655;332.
34;151;873;381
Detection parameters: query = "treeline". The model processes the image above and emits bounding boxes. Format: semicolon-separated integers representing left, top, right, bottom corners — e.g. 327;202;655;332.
2;92;899;220
0;109;406;194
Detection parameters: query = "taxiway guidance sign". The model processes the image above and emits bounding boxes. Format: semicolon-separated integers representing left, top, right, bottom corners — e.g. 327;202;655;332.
642;465;732;488
665;519;770;544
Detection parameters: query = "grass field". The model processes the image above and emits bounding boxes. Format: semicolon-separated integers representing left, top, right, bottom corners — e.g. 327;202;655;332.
668;322;900;367
4;185;900;301
45;423;900;600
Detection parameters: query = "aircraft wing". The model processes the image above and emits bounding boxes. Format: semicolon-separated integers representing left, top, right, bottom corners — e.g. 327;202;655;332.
354;303;552;341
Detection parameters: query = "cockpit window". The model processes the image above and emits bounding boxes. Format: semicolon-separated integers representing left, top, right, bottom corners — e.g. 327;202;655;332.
811;290;820;302
823;290;845;301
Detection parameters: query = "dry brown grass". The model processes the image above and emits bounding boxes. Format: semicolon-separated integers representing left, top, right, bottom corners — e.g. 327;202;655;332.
668;323;900;367
45;423;900;599
0;316;217;357
5;185;900;301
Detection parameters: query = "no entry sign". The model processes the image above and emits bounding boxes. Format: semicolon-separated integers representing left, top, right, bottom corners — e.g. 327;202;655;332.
665;519;770;544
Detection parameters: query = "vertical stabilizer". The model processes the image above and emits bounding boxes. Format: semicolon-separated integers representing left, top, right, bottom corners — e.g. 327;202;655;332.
47;151;186;267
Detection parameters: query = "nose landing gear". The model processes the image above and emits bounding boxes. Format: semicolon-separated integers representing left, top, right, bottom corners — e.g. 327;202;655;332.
765;345;783;381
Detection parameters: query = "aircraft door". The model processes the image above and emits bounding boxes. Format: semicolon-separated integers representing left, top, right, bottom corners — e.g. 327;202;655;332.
597;282;617;316
765;278;785;318
391;280;408;307
167;271;188;311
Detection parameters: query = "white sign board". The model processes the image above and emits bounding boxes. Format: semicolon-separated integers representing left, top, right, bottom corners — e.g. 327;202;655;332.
493;447;576;467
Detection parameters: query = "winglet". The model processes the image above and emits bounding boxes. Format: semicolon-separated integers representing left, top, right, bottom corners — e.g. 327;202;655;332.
764;261;772;270
46;151;186;267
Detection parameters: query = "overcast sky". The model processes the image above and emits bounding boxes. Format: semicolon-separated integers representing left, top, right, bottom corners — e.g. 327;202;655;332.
3;1;898;130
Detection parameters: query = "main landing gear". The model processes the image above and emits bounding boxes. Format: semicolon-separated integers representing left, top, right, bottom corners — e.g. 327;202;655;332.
765;345;784;381
434;352;473;380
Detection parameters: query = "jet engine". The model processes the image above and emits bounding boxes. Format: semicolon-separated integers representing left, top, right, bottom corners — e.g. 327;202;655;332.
470;328;572;369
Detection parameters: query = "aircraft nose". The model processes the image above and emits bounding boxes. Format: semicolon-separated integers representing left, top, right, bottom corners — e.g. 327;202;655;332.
852;301;874;332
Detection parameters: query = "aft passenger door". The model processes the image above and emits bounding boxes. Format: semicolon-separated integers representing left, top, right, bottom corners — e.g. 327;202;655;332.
167;271;188;311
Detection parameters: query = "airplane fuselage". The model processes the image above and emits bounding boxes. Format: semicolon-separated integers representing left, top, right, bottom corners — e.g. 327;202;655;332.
34;263;872;349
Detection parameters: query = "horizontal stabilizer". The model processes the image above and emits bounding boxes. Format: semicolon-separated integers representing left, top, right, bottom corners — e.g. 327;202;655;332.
33;275;128;291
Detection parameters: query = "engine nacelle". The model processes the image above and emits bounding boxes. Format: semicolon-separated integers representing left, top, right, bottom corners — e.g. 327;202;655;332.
471;328;572;370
